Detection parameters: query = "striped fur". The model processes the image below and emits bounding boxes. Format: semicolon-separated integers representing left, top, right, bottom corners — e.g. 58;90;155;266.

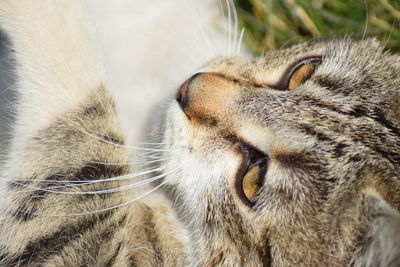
162;39;400;266
0;0;189;266
0;0;399;266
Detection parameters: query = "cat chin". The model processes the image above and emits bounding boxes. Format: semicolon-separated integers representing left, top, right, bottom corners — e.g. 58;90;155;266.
161;104;238;194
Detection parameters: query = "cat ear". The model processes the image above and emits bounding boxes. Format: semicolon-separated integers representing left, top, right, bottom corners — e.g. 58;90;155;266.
350;188;400;266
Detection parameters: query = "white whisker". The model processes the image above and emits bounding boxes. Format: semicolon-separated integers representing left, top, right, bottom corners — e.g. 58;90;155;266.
13;167;164;185
237;27;245;55
54;181;167;217
15;172;168;196
230;0;239;54
138;142;170;146
68;124;168;152
87;157;172;166
362;0;369;40
226;0;232;55
217;0;228;56
383;19;396;49
182;0;213;51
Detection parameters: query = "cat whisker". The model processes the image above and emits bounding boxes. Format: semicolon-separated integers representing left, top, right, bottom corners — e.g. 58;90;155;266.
0;180;163;218
182;0;213;52
137;141;170;146
68;124;169;152
86;157;173;166
136;149;167;156
15;144;171;167
216;0;228;55
362;0;369;40
230;0;239;54
12;166;165;185
237;28;245;55
48;180;167;217
14;172;167;196
226;0;232;55
383;19;396;49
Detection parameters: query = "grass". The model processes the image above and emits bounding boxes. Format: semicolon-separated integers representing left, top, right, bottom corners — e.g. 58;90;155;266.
235;0;400;55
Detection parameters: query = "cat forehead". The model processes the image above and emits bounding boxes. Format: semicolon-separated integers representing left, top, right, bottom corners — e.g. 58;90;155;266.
202;39;383;84
203;40;325;82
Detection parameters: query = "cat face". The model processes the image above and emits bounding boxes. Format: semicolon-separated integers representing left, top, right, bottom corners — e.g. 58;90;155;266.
161;38;400;265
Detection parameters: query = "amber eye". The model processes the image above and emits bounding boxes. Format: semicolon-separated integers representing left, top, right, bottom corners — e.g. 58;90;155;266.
285;57;321;90
241;160;267;204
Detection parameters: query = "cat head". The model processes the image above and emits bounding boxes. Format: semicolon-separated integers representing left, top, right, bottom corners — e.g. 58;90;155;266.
161;38;400;266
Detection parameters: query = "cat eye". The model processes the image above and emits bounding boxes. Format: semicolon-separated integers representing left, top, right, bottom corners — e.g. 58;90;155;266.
239;157;268;206
242;161;265;202
284;57;321;90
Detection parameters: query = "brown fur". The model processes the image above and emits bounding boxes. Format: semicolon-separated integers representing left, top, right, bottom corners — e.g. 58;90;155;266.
162;38;400;266
0;1;399;266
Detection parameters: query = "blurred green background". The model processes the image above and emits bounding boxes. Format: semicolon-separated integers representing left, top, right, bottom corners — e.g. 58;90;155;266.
235;0;400;55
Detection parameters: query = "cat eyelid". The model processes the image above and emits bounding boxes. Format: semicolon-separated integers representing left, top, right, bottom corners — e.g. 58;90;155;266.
235;144;269;208
274;55;322;91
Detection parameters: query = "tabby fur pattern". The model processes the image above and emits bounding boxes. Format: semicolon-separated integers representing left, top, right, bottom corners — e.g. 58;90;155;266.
0;0;399;266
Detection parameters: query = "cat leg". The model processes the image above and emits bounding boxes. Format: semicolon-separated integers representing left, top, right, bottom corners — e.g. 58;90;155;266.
0;1;189;265
350;188;400;267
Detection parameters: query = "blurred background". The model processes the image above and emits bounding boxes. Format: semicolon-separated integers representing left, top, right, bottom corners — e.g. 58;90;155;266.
236;0;399;55
0;0;398;155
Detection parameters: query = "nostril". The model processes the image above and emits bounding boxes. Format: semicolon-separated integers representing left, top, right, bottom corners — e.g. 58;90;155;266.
176;72;202;109
176;78;191;108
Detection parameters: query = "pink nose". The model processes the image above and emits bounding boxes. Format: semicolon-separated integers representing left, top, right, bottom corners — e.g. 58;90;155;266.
176;73;202;109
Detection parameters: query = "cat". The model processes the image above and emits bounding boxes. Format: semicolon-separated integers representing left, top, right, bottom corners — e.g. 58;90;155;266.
0;0;399;266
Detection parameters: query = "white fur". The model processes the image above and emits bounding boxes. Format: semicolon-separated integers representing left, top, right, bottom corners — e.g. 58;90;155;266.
89;0;236;146
0;0;243;194
0;0;105;134
0;0;107;196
